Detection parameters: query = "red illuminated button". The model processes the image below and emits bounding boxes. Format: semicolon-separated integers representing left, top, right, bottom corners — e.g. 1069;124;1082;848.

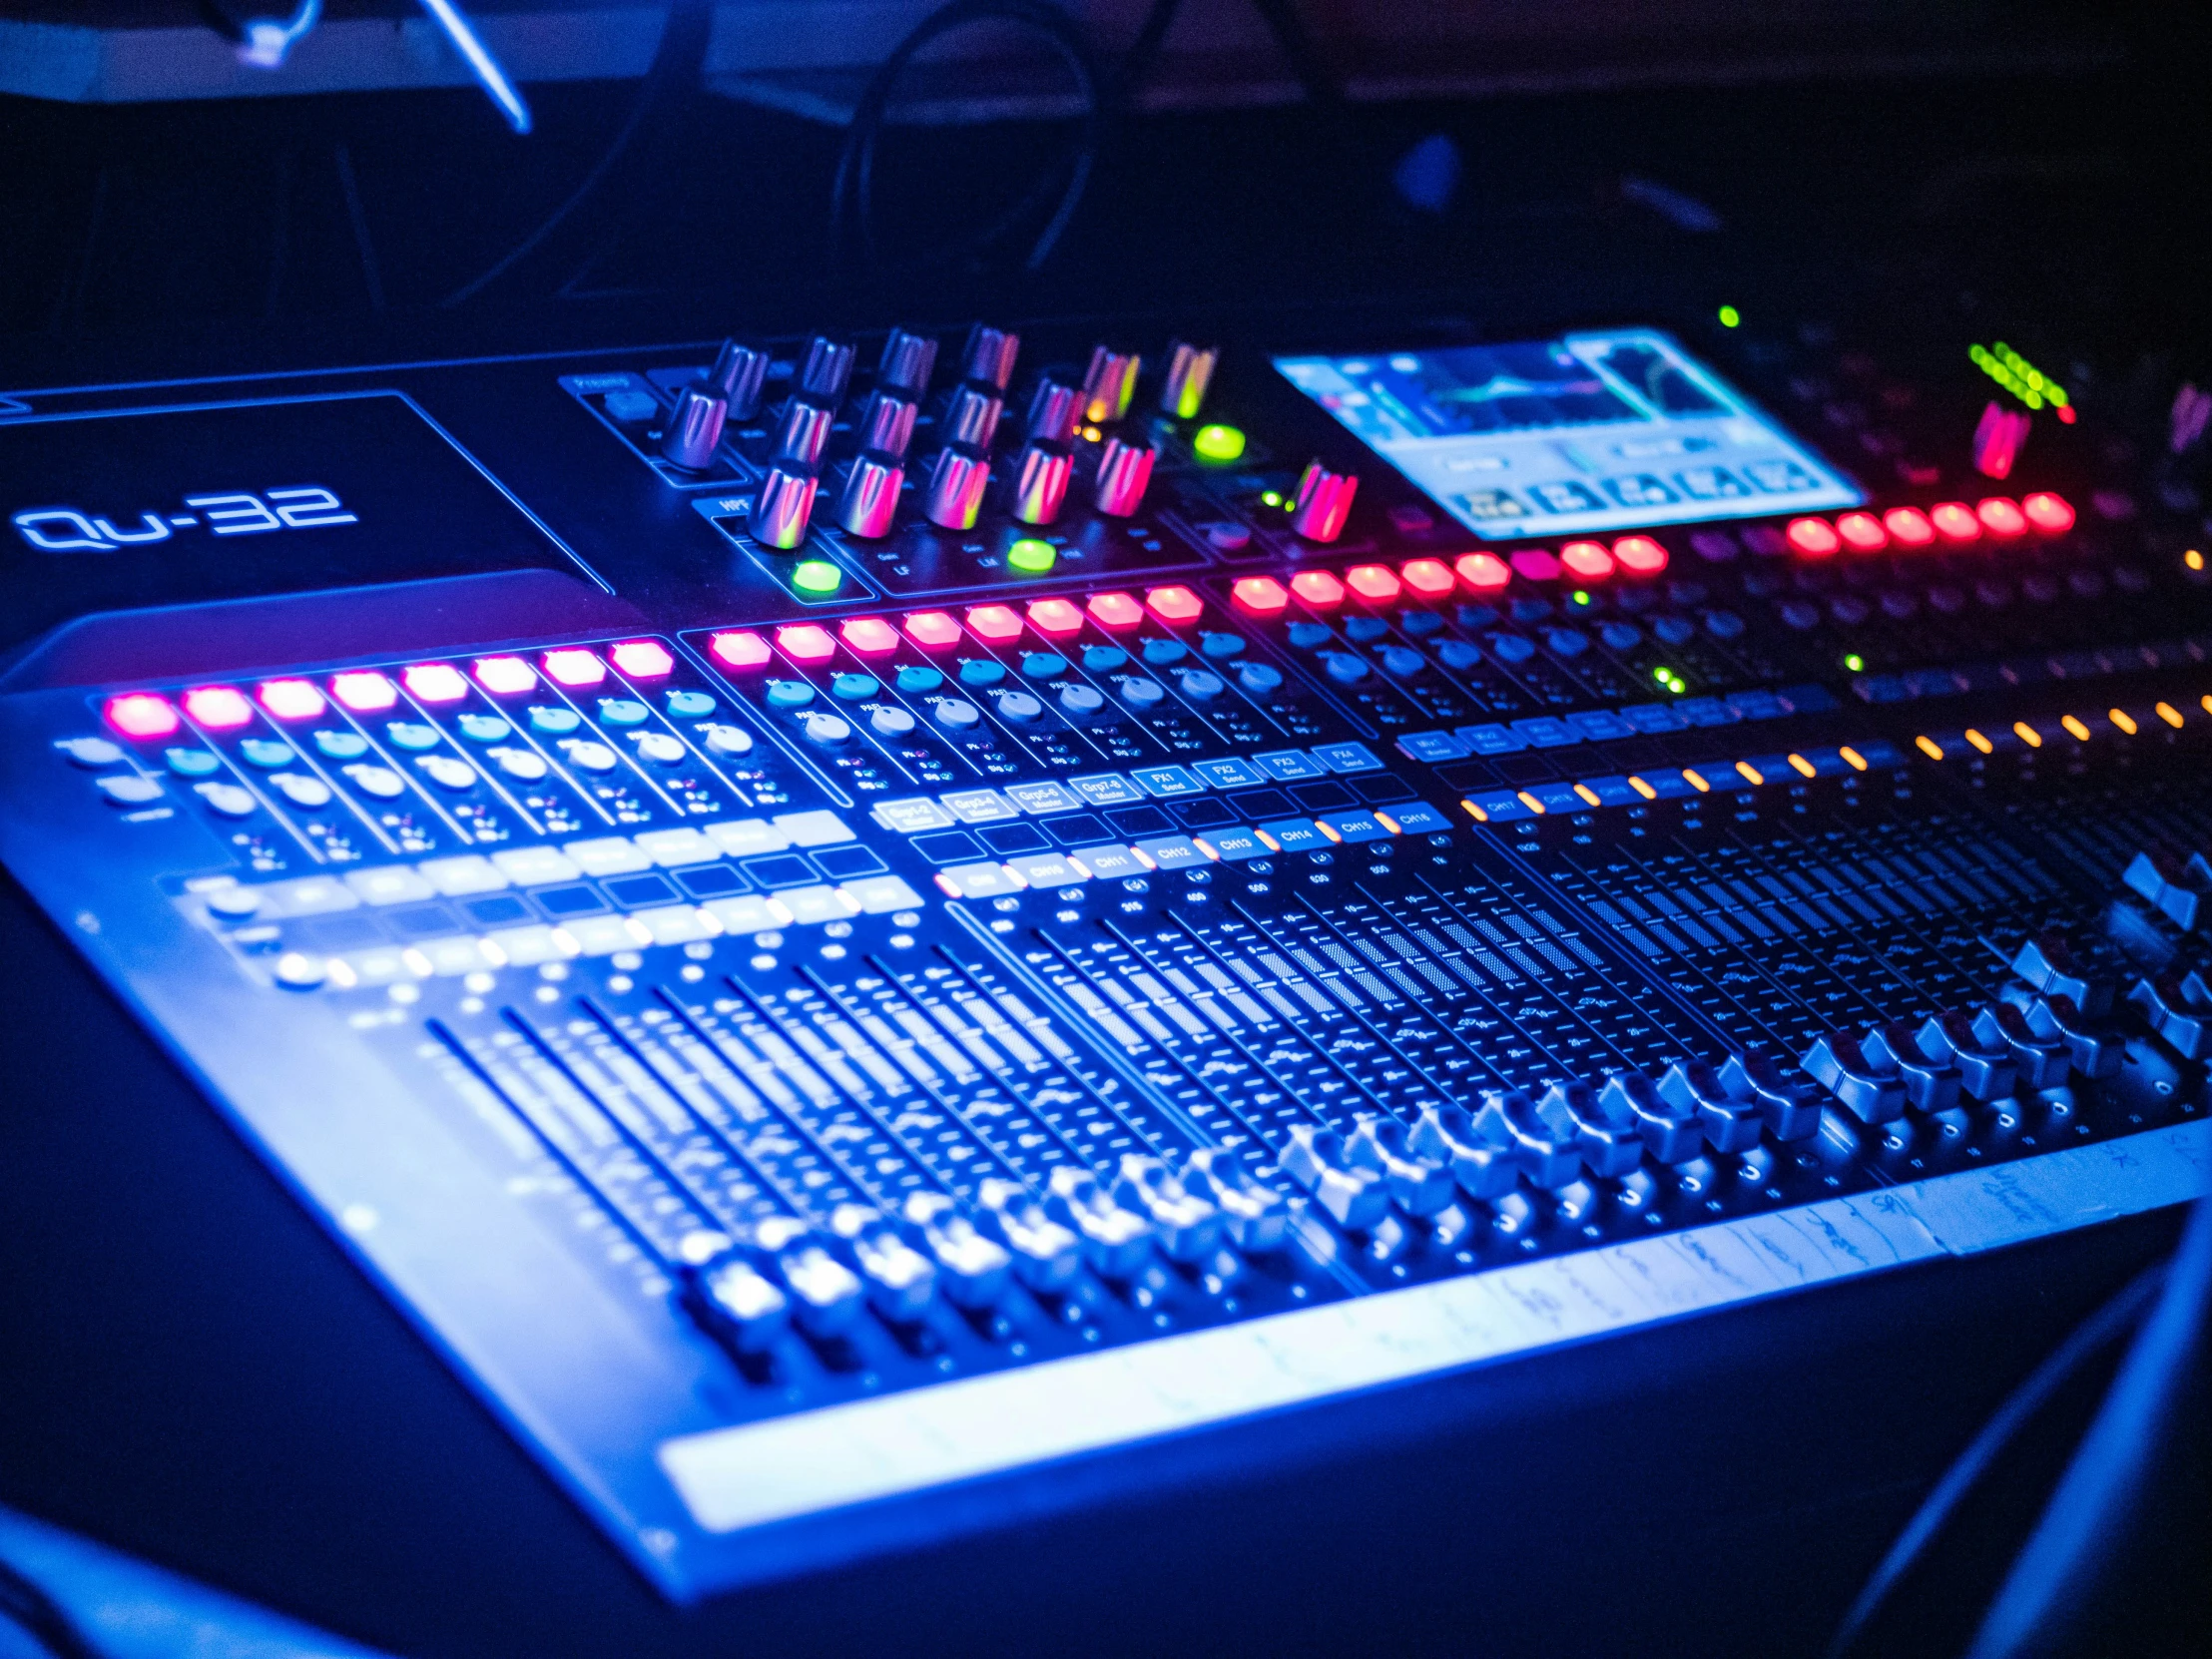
182;686;254;729
257;679;326;721
1027;598;1085;637
1559;541;1615;580
903;611;963;648
1835;511;1889;553
2022;491;2076;534
1974;496;2027;538
403;663;469;703
1231;576;1290;615
1510;549;1561;581
473;656;538;694
777;624;837;662
839;618;900;656
1930;501;1981;543
1454;552;1511;593
1145;585;1205;625
106;694;179;740
611;640;676;678
1883;506;1936;547
329;671;398;713
1399;558;1456;600
965;605;1024;644
1086;592;1145;630
1785;517;1841;558
542;649;607;687
1344;565;1401;604
709;631;772;670
1290;570;1346;609
1612;535;1668;575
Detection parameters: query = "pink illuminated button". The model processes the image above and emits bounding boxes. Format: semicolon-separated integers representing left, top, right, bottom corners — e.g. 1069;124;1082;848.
1027;598;1085;637
182;686;254;729
542;649;607;688
258;679;326;721
1835;511;1889;553
1883;506;1936;547
1785;517;1841;558
839;618;900;656
329;671;398;713
965;605;1024;644
777;625;837;663
709;631;772;670
1974;496;2027;538
1145;585;1205;625
1454;552;1510;593
1344;565;1401;604
1231;576;1290;615
2022;491;2076;534
1399;558;1456;601
1930;501;1981;543
1509;548;1561;581
473;656;538;695
1612;535;1668;575
1290;570;1346;609
403;663;469;703
1086;592;1145;630
611;640;676;678
904;611;963;648
1558;541;1614;581
106;694;179;740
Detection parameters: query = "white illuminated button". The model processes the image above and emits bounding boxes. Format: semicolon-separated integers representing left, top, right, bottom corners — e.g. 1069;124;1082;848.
96;775;164;807
565;835;653;875
273;951;327;990
344;866;437;904
492;748;549;782
344;765;406;800
610;640;675;679
542;649;606;688
183;686;254;730
195;782;258;818
61;737;126;769
565;741;618;773
257;680;327;722
489;845;580;885
418;755;478;791
329;672;398;713
871;707;916;737
203;885;263;920
633;732;687;764
473;656;538;695
403;663;470;704
271;773;333;809
700;724;754;756
417;855;509;895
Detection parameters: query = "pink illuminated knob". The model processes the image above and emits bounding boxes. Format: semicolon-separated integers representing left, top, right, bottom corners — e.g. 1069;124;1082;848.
1009;443;1073;526
837;454;904;539
1092;436;1156;517
1079;346;1140;424
1290;461;1358;543
925;447;990;531
752;463;818;550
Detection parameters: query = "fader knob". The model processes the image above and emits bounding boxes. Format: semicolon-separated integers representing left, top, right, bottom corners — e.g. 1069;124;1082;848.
1079;346;1140;425
925;447;991;531
1290;460;1359;543
1010;442;1074;526
752;463;819;549
837;453;904;539
707;339;771;421
1092;435;1156;517
796;336;856;405
875;328;939;398
658;383;727;470
960;323;1020;391
1159;340;1217;420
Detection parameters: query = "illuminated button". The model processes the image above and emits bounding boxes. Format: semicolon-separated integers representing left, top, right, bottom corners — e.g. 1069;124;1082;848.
2022;491;2075;533
1510;549;1562;581
1975;496;2027;538
1085;592;1145;630
1140;638;1187;667
904;611;963;649
1930;501;1980;542
239;738;293;769
96;775;165;807
598;698;650;726
871;706;916;737
1026;598;1084;638
666;690;716;718
565;741;619;773
1231;576;1289;614
1454;552;1511;593
1006;538;1057;574
196;781;257;819
894;665;943;693
998;692;1044;723
792;560;842;595
403;663;469;704
765;680;816;709
1123;677;1167;707
802;713;853;747
59;737;124;769
1344;565;1401;604
494;749;549;781
329;671;398;713
830;673;879;701
1237;662;1283;693
1835;511;1889;552
1600;622;1642;650
966;605;1024;644
311;730;368;760
1399;558;1456;601
777;625;836;663
272;951;326;991
1290;570;1347;609
1080;646;1126;672
611;640;675;679
709;632;772;670
542;649;607;688
204;886;261;920
1191;423;1245;462
1883;506;1936;547
419;758;477;793
183;686;254;729
1177;670;1225;700
1200;632;1245;659
1145;586;1205;625
527;705;582;734
258;680;325;721
1379;647;1424;677
700;724;754;756
933;699;982;731
384;722;439;752
1020;653;1067;680
1060;685;1106;716
343;764;405;799
272;773;333;810
1559;541;1614;580
1785;518;1840;557
1320;651;1369;685
473;656;538;695
959;659;1006;689
838;618;899;657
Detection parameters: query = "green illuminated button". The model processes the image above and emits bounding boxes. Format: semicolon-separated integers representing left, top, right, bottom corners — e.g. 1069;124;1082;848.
239;738;294;769
666;689;717;719
1007;538;1057;574
831;673;880;701
597;698;650;727
385;722;440;752
792;559;842;595
1192;423;1246;463
457;714;511;743
894;665;942;694
165;747;222;778
527;705;582;735
311;730;368;760
765;679;817;710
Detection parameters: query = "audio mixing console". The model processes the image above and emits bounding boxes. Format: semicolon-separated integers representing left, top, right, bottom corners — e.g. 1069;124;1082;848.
2;311;2208;1599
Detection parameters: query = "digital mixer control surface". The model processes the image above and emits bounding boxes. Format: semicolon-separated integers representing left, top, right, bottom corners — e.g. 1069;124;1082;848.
2;315;2207;1597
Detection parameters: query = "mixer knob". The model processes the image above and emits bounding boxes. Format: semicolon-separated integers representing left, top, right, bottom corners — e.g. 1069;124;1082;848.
1009;442;1074;526
752;462;819;550
658;383;727;470
856;392;918;461
959;323;1020;391
876;328;939;398
837;453;905;540
1025;379;1082;447
1290;460;1359;543
796;336;856;405
1079;346;1141;425
706;339;772;422
941;384;1003;451
774;398;834;468
1092;435;1156;517
925;447;991;531
1159;340;1218;420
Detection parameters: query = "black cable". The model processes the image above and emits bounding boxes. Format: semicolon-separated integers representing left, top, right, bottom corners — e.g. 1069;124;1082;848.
0;1554;102;1659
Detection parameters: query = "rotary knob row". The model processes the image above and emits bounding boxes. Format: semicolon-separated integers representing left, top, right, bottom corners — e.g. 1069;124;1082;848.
658;337;773;470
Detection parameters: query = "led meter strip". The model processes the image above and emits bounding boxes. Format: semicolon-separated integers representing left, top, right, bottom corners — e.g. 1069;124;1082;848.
660;1119;2210;1534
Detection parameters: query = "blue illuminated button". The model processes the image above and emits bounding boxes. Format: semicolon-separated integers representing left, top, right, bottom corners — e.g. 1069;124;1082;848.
1177;670;1224;701
802;713;852;747
598;698;649;726
238;738;293;769
1380;646;1424;677
1379;801;1451;833
1080;646;1127;672
830;673;880;700
1020;652;1068;680
933;699;982;732
997;692;1044;724
1286;622;1333;651
457;714;511;743
1254;749;1327;781
386;722;440;751
1344;616;1389;644
1199;632;1246;659
1200;828;1270;861
1317;810;1389;842
894;665;943;694
1436;640;1482;671
1705;609;1746;639
958;659;1005;688
1397;611;1442;637
604;389;658;421
97;775;165;806
1141;638;1187;667
165;747;222;777
1546;628;1589;658
666;689;717;718
764;680;816;709
1060;685;1106;717
1121;678;1166;708
1194;757;1266;789
1601;622;1643;650
1236;663;1284;693
1510;598;1552;625
1130;765;1205;798
1455;603;1498;629
1259;818;1331;851
1312;742;1382;774
1652;616;1695;647
871;706;916;737
1320;651;1368;684
527;705;582;734
1489;634;1535;664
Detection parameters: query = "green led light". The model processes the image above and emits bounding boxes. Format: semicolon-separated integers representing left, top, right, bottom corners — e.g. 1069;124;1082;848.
1192;423;1246;464
1844;653;1865;672
1260;490;1283;508
1717;304;1741;328
1971;339;2069;415
1653;666;1673;684
1570;589;1592;606
792;558;842;595
1006;538;1057;574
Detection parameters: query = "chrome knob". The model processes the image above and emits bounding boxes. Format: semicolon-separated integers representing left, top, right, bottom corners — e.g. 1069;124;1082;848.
752;462;818;549
658;384;727;470
1159;341;1217;420
774;398;834;468
796;336;855;405
1291;460;1358;543
1010;442;1073;526
876;328;939;398
942;384;1002;451
1080;346;1140;425
1092;436;1155;517
1025;379;1081;447
959;323;1020;391
925;447;990;531
837;453;904;539
856;392;918;461
707;339;771;421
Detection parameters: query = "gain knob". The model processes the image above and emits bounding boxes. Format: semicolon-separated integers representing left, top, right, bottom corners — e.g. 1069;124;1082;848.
1092;435;1155;517
707;339;771;422
876;328;939;398
752;462;819;550
774;397;834;468
837;453;904;539
1010;442;1073;526
1079;346;1140;425
658;383;727;471
1290;460;1359;543
796;336;856;406
925;447;991;531
941;384;1002;451
959;323;1020;392
1159;341;1217;420
1025;379;1081;447
856;392;918;460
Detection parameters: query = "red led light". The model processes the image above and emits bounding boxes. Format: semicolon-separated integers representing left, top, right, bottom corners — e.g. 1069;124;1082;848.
1231;576;1290;615
965;605;1024;644
709;631;772;670
2021;491;2075;533
473;655;538;694
611;640;675;679
777;625;837;663
257;679;325;721
1145;585;1205;625
182;685;255;729
1290;570;1346;609
1612;535;1669;575
1883;506;1936;547
1510;549;1561;581
1975;496;2027;538
402;663;469;704
329;671;397;712
1399;558;1456;600
1344;565;1401;604
1085;592;1145;630
1454;553;1511;593
1930;501;1980;542
839;618;900;656
1835;511;1889;553
105;693;179;740
1026;598;1085;637
1559;541;1615;581
1785;517;1841;558
542;649;607;688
